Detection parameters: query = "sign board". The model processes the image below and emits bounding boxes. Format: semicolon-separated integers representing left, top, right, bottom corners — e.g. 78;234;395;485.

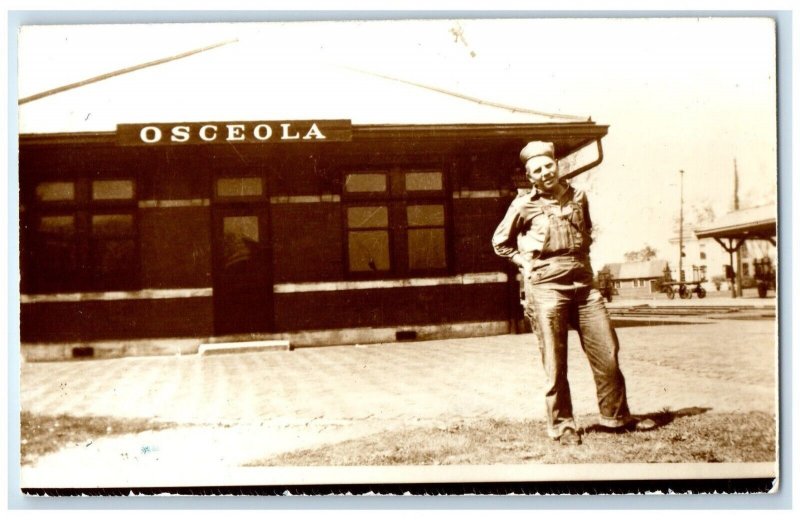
117;120;352;145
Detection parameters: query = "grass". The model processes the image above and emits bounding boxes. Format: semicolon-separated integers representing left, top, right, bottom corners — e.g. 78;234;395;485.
19;409;776;468
20;411;178;466
251;409;776;466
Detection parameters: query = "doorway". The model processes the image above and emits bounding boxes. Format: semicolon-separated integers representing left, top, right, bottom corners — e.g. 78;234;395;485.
212;206;273;335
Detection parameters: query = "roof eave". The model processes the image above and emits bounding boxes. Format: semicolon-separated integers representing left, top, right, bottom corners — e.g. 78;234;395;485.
694;221;777;240
19;121;609;153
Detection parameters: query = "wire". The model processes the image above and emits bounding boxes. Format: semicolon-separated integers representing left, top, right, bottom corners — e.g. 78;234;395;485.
19;39;238;105
340;65;590;122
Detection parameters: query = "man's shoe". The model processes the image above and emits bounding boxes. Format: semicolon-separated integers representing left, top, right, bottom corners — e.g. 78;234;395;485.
558;427;582;446
600;418;658;434
633;418;657;431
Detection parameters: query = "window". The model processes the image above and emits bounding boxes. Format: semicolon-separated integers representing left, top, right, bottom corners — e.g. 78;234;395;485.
36;182;75;202
406;204;446;270
92;180;135;200
216;177;264;198
343;170;447;276
25;177;138;293
347;206;390;272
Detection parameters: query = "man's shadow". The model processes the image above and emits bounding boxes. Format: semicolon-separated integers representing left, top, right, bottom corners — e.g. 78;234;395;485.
582;406;711;434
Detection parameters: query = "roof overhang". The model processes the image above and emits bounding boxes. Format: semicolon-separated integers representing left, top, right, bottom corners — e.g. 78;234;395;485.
694;206;776;243
19;121;609;178
694;222;776;241
19;121;608;155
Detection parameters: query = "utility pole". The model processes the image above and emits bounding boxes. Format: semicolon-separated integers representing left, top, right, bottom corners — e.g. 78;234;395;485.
733;159;740;210
734;159;744;297
679;169;684;283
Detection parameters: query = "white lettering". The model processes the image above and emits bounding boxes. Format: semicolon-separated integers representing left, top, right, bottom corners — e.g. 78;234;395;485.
303;123;327;140
281;123;301;140
199;125;218;142
140;126;162;143
227;124;246;141
136;121;345;145
171;126;190;143
253;124;273;141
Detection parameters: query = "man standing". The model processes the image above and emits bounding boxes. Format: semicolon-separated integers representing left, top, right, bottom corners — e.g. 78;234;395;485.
492;141;653;446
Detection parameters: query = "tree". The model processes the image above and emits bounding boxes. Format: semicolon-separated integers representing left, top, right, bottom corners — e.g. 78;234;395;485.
624;245;658;262
691;203;716;225
673;201;716;232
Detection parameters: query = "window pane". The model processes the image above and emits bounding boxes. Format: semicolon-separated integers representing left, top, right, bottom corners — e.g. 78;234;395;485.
36;182;75;202
408;228;446;269
39;215;75;236
347;206;388;229
92;214;134;238
348;230;390;272
36;216;77;290
92;180;135;200
223;216;260;269
344;173;387;193
217;177;263;197
223;216;259;242
407;204;445;226
405;172;443;191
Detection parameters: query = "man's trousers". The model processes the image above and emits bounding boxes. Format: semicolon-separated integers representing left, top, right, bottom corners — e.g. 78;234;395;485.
526;280;631;438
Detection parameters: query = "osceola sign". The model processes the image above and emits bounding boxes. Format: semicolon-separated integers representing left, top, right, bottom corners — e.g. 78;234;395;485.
117;120;352;145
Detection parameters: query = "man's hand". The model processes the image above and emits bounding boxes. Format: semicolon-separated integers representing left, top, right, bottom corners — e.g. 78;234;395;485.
512;253;532;278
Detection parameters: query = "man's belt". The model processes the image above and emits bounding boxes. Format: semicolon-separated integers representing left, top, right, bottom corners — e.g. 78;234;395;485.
538;249;588;261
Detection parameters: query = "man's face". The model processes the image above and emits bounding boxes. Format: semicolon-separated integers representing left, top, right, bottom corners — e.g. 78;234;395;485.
525;155;559;192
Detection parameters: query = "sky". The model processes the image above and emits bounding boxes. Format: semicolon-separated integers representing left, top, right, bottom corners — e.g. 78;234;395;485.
15;18;778;269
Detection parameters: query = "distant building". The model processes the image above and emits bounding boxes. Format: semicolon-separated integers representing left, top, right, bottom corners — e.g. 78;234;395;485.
672;205;777;290
668;225;726;285
694;204;777;293
601;259;669;298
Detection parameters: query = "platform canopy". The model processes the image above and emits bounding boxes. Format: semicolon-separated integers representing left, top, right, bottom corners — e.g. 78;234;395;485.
694;204;777;246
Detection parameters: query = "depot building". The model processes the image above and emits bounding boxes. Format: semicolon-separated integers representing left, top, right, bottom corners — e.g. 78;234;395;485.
18;46;608;354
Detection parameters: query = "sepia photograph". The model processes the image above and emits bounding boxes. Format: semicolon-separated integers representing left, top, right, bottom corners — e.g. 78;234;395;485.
13;16;780;494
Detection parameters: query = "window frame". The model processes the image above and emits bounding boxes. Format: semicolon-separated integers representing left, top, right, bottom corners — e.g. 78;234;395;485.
213;174;267;203
341;168;451;279
24;174;140;294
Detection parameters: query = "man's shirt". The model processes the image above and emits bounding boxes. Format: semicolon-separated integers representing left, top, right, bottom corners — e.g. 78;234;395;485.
492;182;593;262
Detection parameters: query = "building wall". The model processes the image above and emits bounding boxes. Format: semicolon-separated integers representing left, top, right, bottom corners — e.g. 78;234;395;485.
451;198;510;273
274;283;508;332
613;278;659;299
139;207;211;288
668;235;726;282
20;297;214;342
271;202;344;283
20;139;519;344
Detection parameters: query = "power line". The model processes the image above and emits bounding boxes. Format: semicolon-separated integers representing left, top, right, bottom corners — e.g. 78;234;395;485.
19;39;238;105
340;65;590;122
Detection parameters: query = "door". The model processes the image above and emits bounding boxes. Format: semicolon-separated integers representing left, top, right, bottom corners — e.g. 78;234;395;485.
212;207;273;335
